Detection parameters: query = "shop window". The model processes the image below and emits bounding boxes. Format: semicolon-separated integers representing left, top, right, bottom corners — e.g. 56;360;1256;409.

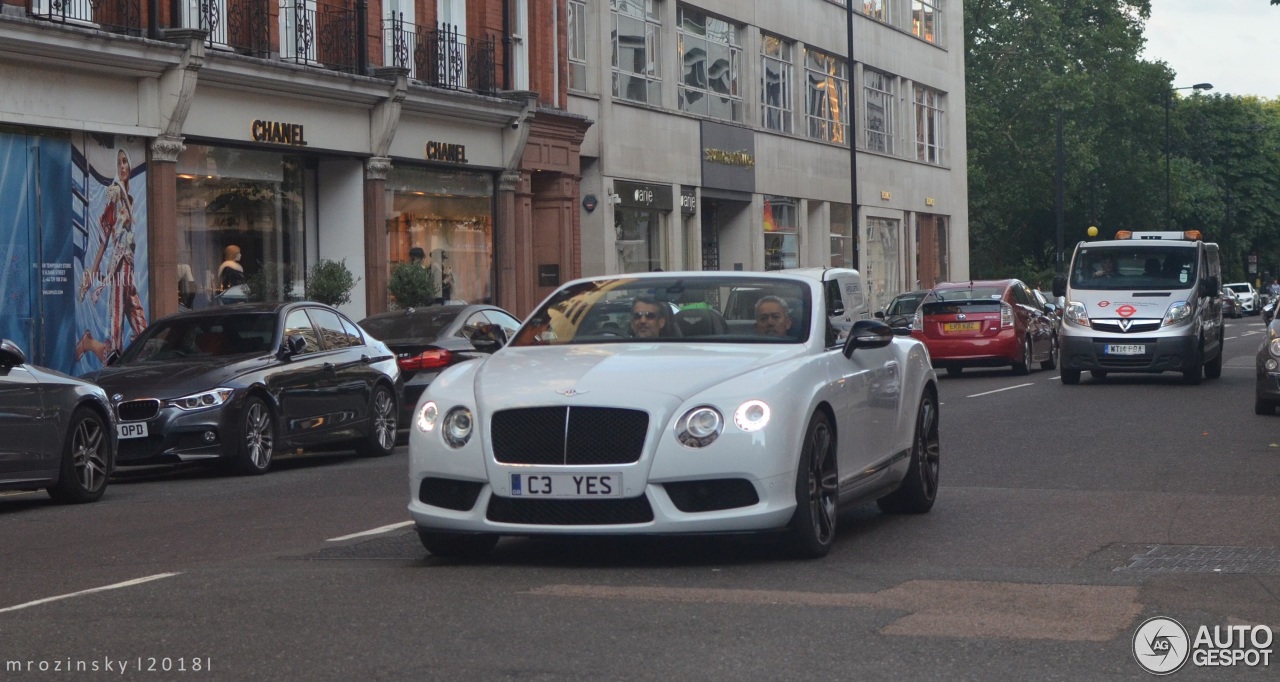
830;203;855;268
615;208;665;273
865;216;900;311
763;196;798;271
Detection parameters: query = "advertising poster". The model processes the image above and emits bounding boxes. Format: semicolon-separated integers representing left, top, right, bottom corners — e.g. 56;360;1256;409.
70;133;149;376
0;133;36;356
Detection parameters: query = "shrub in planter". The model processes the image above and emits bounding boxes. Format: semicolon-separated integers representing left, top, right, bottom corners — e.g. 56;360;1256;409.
305;258;360;307
387;263;436;309
245;263;297;303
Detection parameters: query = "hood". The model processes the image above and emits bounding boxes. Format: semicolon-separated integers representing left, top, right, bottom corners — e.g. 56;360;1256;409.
1068;289;1187;319
475;344;802;409
88;354;273;400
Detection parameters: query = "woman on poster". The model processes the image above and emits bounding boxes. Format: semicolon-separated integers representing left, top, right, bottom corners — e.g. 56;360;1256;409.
76;148;147;363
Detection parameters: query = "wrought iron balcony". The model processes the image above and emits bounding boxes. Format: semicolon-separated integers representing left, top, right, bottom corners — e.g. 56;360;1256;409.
171;0;270;56
26;0;142;36
280;0;359;73
383;16;497;94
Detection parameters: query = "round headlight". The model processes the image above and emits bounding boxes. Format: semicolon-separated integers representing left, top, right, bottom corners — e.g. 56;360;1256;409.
733;400;771;432
675;405;723;448
416;401;439;432
442;407;473;448
1270;339;1280;358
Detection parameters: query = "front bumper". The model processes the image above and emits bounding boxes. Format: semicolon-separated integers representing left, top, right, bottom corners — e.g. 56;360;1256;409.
1256;349;1280;401
114;401;238;465
1060;330;1196;373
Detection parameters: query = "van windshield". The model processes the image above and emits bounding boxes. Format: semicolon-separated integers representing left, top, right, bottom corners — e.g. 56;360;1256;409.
1069;245;1198;290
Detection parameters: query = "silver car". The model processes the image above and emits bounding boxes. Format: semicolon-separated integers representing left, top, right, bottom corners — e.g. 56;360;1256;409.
0;339;116;503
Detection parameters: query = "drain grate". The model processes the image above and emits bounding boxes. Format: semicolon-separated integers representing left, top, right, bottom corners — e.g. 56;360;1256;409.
1116;545;1280;575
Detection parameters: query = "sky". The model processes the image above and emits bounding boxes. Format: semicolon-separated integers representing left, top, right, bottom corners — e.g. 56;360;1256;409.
1140;0;1280;98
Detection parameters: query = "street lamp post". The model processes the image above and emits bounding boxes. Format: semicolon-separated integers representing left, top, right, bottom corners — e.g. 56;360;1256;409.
1165;82;1213;229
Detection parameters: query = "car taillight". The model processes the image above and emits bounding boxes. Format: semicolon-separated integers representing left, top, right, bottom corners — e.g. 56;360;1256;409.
397;349;454;371
1000;303;1014;329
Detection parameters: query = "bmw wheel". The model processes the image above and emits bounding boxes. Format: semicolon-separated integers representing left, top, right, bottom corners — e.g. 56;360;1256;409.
877;389;940;514
785;411;838;559
358;385;398;457
233;397;274;475
47;407;110;504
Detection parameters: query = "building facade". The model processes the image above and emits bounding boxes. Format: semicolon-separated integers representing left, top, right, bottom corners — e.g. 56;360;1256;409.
567;0;968;313
0;0;588;373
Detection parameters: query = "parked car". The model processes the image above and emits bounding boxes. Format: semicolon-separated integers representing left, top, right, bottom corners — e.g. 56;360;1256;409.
877;290;929;328
1225;282;1259;315
408;272;940;559
1221;289;1242;319
84;302;400;475
1256;315;1280;414
359;304;522;438
912;279;1057;376
0;339;116;503
1264;300;1276;326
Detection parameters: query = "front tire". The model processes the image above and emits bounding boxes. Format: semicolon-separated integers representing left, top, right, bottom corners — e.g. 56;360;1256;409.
877;390;940;514
418;529;498;559
47;407;110;504
357;384;398;457
232;397;275;475
1204;347;1223;380
1061;369;1081;385
1183;343;1204;385
1012;337;1031;375
785;411;838;559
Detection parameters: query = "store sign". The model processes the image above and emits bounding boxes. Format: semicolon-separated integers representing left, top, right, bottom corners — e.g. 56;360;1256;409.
425;141;468;164
251;120;308;146
703;148;755;167
680;186;697;216
614;180;673;211
925;197;936;206
701;121;755;194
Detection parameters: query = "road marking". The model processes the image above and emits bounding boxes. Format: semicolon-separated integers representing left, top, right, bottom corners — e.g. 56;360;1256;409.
1243;330;1264;336
326;520;414;542
0;573;180;614
1226;336;1237;340
528;580;1142;641
966;383;1034;398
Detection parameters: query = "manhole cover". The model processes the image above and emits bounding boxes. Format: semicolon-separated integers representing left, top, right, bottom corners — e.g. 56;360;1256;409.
1116;545;1280;574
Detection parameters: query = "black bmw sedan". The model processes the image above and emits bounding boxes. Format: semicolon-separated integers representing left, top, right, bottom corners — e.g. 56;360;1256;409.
359;304;521;434
85;302;400;475
0;339;116;503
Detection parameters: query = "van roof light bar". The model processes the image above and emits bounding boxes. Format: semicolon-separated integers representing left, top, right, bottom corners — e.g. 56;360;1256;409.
1114;230;1202;241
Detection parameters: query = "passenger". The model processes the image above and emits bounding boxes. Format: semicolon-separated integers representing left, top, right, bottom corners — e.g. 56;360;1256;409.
754;296;793;337
1093;257;1117;278
630;295;669;338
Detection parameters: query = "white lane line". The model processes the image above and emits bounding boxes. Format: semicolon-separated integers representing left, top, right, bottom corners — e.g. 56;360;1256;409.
1226;336;1237;340
0;573;180;615
966;383;1034;398
326;520;414;542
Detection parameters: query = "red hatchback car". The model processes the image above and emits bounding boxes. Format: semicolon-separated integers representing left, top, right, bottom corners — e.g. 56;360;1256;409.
911;279;1058;376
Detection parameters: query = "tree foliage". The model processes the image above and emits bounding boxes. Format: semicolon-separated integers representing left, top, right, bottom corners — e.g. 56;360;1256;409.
964;0;1280;282
387;263;437;309
305;258;359;307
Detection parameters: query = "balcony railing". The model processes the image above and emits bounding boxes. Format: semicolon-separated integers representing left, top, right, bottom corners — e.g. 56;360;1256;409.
280;0;359;73
383;16;497;94
172;0;271;56
27;0;142;36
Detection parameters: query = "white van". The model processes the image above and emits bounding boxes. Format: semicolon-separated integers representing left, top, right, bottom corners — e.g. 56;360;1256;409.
1051;230;1223;385
777;267;870;340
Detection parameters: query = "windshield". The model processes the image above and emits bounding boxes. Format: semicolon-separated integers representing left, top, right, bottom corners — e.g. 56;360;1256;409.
122;313;278;362
360;309;459;341
1225;284;1251;295
508;276;812;346
887;292;926;316
1069;245;1198;290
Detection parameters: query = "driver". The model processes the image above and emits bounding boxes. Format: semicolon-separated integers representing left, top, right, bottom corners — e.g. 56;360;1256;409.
630;295;669;338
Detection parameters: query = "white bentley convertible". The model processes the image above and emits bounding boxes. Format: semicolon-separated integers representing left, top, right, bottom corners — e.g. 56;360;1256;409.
408;272;939;559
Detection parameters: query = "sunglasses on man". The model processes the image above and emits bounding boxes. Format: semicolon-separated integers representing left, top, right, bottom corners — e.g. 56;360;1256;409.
631;311;660;320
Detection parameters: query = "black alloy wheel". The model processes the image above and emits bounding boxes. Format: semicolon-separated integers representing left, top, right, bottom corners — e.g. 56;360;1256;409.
1012;336;1032;376
233;397;275;475
785;411;838;559
877;390;940;514
48;407;110;504
358;385;398;457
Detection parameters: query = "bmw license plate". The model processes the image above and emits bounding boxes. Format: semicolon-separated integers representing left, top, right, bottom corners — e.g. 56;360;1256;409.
1104;344;1145;355
117;422;149;439
510;473;621;498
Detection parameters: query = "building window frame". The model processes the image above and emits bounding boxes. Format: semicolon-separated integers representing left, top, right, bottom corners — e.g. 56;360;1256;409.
804;49;849;145
863;69;894;154
911;0;943;46
568;0;589;92
760;32;793;133
914;85;944;164
611;0;662;105
859;0;889;23
676;6;742;121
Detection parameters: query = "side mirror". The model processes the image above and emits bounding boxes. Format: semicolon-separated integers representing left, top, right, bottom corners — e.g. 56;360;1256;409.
1052;275;1067;298
1043;303;1057;315
278;334;307;360
829;299;845;317
842;319;893;358
1202;275;1220;297
470;325;506;353
0;339;26;368
874;310;886;319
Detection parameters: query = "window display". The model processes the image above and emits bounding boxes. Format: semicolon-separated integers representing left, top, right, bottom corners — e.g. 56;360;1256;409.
385;167;494;305
763;196;798;271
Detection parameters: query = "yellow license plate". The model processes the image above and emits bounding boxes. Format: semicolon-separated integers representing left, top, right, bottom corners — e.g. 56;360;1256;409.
943;322;981;332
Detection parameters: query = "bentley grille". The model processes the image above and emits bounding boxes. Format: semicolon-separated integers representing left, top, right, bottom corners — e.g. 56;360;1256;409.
491;406;649;465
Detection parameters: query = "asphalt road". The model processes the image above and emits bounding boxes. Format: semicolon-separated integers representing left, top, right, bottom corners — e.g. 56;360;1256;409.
2;318;1278;680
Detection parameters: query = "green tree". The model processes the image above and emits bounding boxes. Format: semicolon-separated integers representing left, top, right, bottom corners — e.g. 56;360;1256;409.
305;259;359;307
387;263;437;309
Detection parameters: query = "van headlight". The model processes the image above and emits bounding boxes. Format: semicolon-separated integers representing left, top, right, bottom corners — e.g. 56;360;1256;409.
1064;302;1090;328
676;406;723;448
442;408;473;448
1163;301;1192;327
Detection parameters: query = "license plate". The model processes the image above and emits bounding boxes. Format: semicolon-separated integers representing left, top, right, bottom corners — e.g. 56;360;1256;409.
117;422;149;439
943;322;981;332
1105;344;1145;355
510;473;621;498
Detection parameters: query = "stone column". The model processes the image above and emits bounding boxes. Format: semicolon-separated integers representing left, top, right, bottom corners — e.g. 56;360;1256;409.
364;156;392;315
149;135;184;321
496;170;523;315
